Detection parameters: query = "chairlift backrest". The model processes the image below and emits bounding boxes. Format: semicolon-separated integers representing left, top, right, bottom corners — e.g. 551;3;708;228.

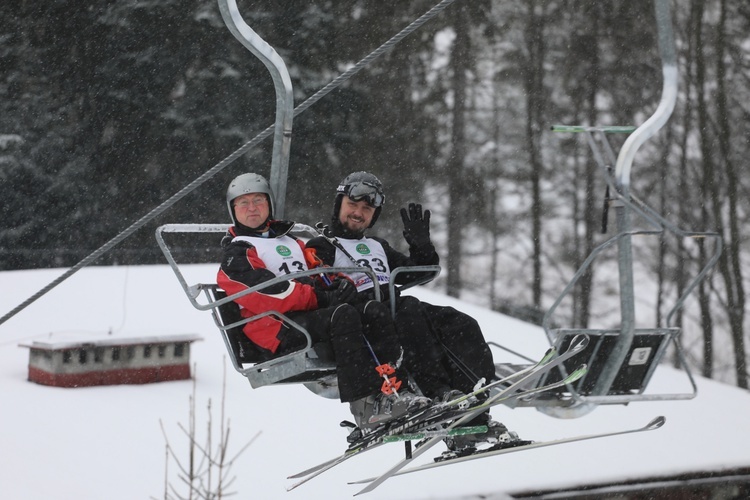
210;288;271;365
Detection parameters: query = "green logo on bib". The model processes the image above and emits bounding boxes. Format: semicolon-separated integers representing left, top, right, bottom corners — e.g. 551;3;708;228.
276;245;292;257
356;244;371;255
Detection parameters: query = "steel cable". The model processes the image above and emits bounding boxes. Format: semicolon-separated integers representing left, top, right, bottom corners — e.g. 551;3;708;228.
1;0;457;326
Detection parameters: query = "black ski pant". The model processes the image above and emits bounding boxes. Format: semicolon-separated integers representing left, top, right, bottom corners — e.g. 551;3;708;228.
281;302;404;403
392;296;454;398
394;296;495;397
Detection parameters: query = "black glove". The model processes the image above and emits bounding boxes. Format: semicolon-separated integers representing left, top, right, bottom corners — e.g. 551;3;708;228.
330;278;357;303
315;278;357;308
400;203;432;249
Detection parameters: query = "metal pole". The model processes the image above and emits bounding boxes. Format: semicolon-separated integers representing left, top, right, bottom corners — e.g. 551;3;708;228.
218;0;294;218
592;0;678;397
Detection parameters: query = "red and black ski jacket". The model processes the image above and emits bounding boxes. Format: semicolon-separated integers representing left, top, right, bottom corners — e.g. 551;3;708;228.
216;221;322;353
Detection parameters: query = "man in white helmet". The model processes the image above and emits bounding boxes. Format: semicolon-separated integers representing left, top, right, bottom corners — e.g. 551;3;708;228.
305;171;521;455
216;173;430;434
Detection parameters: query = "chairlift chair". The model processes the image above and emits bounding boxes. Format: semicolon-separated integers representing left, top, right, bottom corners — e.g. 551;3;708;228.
496;0;722;417
156;1;444;399
156;222;440;399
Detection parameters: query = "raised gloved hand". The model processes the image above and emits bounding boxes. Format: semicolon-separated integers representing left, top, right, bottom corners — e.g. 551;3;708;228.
400;203;432;249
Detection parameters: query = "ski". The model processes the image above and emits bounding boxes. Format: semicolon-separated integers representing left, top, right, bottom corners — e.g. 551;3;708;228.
287;337;587;491
382;425;487;443
350;416;666;484
287;341;570;484
286;406;464;487
365;337;583;448
441;344;559;411
466;363;588;414
374;362;586;449
352;335;589;496
287;347;557;484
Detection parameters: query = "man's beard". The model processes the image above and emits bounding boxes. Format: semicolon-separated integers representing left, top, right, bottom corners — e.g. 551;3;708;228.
330;217;366;239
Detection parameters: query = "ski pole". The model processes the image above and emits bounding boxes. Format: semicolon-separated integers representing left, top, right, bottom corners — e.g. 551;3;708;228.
361;333;402;397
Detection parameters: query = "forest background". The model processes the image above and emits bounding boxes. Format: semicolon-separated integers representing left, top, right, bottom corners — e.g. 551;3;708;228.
1;1;748;389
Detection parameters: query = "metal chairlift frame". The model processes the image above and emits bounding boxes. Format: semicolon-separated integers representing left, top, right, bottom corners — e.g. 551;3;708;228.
511;0;722;416
156;222;439;395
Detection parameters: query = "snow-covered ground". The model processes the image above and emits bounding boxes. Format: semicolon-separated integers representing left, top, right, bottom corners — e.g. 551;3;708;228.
1;264;749;499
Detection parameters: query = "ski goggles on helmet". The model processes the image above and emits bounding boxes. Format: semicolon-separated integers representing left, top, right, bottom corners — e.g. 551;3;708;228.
338;181;385;207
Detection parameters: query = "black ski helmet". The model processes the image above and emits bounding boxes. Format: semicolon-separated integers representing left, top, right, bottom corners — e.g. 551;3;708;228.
226;173;275;224
332;171;385;228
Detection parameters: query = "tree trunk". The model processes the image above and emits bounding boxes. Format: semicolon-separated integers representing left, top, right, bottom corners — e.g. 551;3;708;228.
714;0;747;388
445;7;470;298
573;3;601;328
524;1;546;308
673;1;696;370
693;0;717;380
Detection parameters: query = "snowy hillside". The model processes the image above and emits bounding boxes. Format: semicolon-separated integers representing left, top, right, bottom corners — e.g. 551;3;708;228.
1;264;749;499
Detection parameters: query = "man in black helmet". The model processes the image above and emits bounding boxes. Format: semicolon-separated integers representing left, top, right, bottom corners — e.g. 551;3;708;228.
305;171;519;453
217;173;430;433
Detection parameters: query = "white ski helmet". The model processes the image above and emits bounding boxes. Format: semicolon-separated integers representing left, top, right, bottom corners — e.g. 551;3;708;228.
226;173;276;223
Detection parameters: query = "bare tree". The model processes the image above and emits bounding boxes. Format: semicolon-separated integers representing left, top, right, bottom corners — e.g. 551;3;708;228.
713;0;747;388
693;0;747;388
156;361;259;500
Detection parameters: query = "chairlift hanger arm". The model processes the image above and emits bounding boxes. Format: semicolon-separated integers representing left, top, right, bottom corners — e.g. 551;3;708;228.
218;0;293;218
613;0;677;194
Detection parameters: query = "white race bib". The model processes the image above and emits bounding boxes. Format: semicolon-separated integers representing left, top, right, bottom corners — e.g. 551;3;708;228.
233;235;309;277
332;238;390;292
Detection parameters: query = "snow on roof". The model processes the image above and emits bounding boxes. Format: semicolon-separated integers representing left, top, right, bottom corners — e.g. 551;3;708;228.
19;333;202;351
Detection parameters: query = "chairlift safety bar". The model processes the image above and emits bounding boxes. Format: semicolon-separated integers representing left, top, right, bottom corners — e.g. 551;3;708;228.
155;223;384;312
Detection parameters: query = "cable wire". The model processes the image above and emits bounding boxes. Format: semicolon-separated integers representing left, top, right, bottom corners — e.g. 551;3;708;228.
0;0;458;327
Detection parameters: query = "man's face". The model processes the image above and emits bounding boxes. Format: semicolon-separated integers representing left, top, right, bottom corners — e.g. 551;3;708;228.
233;193;270;228
338;196;375;234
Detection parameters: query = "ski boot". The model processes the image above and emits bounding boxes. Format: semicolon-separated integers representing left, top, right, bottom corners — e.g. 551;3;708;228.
349;390;432;433
436;388;478;410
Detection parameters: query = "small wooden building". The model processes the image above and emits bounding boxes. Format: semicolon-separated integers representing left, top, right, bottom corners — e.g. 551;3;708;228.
20;334;202;388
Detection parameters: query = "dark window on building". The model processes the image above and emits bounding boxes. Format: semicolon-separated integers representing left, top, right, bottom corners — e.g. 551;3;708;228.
94;347;104;363
126;346;135;360
143;345;152;358
157;345;166;358
112;346;121;361
174;343;186;358
63;351;72;364
79;349;88;364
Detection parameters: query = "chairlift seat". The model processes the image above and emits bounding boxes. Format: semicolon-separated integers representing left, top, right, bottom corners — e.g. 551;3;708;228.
155;220;442;398
205;264;440;396
539;327;679;397
209;288;338;392
213;289;271;364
